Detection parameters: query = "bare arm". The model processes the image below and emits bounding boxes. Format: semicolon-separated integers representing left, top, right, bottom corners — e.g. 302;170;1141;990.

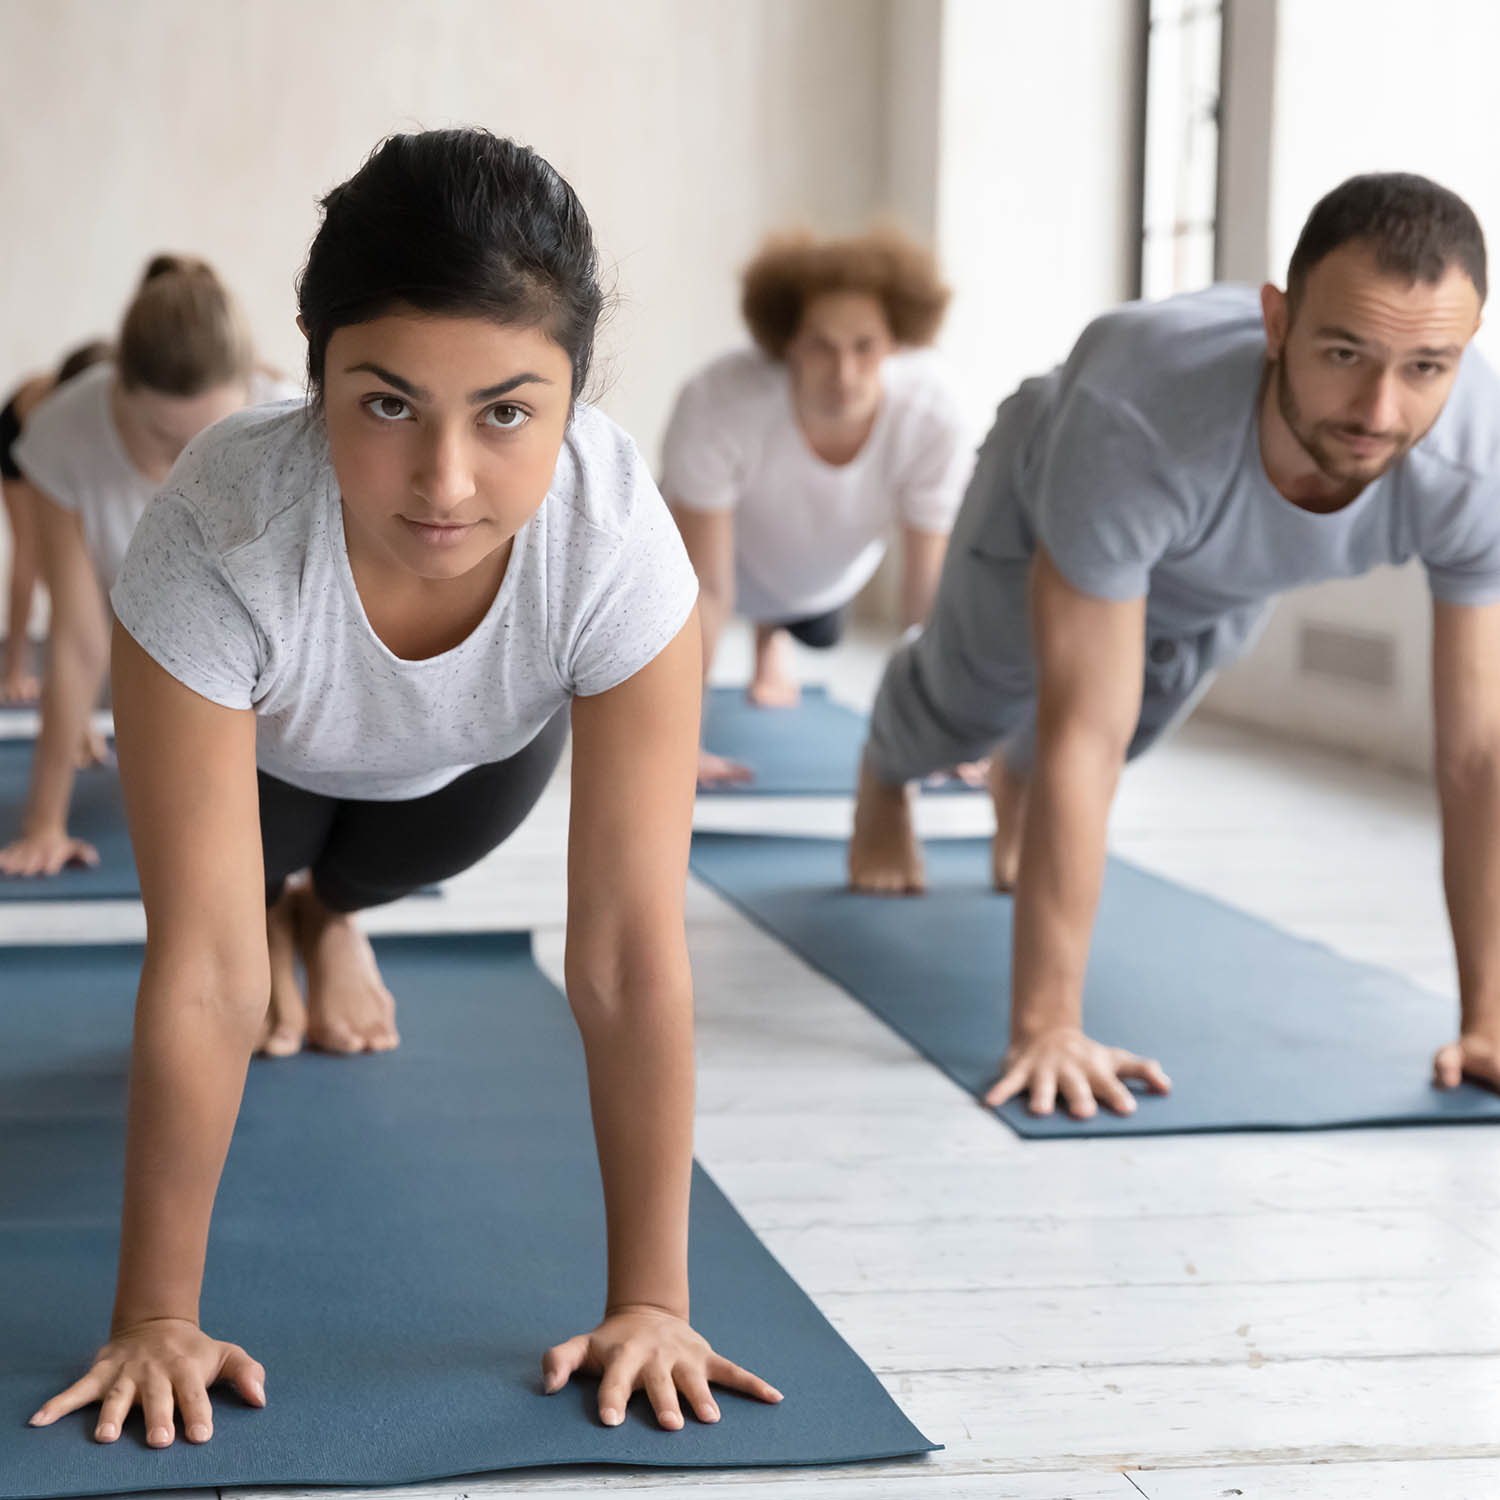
899;524;947;630
0;490;110;874
1431;599;1500;1087
668;503;734;685
986;548;1170;1118
30;623;268;1444
543;610;779;1427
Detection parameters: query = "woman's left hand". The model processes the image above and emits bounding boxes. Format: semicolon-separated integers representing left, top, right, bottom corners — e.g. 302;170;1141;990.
542;1304;782;1430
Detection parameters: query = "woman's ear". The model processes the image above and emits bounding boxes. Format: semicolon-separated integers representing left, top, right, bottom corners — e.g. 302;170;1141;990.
296;315;309;341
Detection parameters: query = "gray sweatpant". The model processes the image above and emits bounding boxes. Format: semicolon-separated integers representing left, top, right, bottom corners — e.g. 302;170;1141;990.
866;393;1263;783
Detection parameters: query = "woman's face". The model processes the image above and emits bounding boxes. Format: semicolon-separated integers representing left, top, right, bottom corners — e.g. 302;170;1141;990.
321;311;575;583
116;381;249;481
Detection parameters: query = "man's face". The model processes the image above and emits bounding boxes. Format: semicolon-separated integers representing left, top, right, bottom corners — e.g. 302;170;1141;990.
1264;242;1483;487
784;291;894;424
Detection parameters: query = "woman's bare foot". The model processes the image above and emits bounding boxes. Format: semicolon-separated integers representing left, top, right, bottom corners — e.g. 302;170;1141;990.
989;752;1029;892
298;887;400;1054
257;880;308;1057
76;728;111;769
747;626;802;708
0;668;39;705
849;754;925;893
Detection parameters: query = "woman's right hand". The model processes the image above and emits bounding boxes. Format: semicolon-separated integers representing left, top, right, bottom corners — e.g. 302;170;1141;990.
0;826;99;877
29;1317;266;1446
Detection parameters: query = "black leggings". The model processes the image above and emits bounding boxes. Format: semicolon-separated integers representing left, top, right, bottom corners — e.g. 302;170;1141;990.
258;710;568;911
777;607;845;650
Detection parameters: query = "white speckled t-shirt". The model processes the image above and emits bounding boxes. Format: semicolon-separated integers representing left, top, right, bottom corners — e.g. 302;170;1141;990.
110;400;700;800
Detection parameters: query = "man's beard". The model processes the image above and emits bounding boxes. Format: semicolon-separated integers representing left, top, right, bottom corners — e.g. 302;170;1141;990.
1274;357;1412;487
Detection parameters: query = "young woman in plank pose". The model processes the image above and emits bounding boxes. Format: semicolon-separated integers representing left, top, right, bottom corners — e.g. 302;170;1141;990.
29;128;780;1444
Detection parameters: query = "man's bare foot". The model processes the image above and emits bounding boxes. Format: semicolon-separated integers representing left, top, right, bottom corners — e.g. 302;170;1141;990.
989;752;1029;893
257;880;308;1057
298;887;400;1054
747;626;802;708
849;754;925;894
0;669;39;705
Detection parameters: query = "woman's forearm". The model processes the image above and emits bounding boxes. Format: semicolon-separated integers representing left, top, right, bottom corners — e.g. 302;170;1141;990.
25;633;104;832
111;955;266;1329
568;952;695;1318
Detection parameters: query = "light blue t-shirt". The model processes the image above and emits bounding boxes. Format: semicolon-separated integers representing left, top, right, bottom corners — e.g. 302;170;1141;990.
972;284;1500;649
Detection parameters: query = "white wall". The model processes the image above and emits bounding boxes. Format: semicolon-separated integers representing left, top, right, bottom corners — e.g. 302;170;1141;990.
0;0;883;465
1205;0;1500;773
932;0;1144;437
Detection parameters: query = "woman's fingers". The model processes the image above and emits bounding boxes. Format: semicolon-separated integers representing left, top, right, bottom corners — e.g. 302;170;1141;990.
541;1335;588;1395
175;1375;215;1444
642;1361;683;1431
142;1369;176;1447
596;1360;639;1429
1116;1053;1172;1094
94;1377;136;1444
707;1353;783;1404
220;1346;267;1408
1434;1043;1464;1088
677;1367;720;1424
1025;1061;1059;1116
983;1057;1033;1107
1057;1064;1098;1120
29;1366;111;1428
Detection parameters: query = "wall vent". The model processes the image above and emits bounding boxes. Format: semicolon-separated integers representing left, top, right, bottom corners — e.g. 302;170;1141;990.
1298;622;1397;690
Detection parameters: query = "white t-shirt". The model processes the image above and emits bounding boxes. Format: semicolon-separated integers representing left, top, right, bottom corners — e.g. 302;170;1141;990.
660;347;973;621
13;363;294;593
110;400;701;801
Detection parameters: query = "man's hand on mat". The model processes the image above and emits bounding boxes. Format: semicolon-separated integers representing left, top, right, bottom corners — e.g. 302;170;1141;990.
697;748;754;787
28;1316;266;1446
986;1026;1171;1118
0;827;100;878
1434;1033;1500;1092
542;1305;783;1430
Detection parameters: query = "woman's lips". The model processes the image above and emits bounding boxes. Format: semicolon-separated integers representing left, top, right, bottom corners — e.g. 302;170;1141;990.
400;516;478;547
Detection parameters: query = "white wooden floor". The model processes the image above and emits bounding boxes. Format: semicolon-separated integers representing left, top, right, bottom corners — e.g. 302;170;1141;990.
9;624;1500;1500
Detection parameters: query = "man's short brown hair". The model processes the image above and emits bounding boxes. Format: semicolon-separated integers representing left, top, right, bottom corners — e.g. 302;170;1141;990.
741;227;950;360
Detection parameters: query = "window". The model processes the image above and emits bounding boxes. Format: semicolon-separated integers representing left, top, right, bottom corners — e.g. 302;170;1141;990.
1139;0;1224;299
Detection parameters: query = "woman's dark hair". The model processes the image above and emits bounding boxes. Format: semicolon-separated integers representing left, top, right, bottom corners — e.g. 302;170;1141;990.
54;339;113;387
297;128;604;403
741;227;950;361
1287;173;1487;309
117;254;256;396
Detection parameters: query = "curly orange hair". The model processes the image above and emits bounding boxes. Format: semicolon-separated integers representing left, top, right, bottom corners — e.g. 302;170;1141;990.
740;227;950;360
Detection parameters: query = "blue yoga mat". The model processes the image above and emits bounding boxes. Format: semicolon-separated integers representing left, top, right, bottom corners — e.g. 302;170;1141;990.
0;738;140;901
0;740;438;905
1;933;934;1496
700;686;979;796
688;832;1500;1138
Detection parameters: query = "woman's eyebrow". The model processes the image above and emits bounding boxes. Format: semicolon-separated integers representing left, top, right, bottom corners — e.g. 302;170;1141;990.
469;373;553;402
346;361;428;400
343;364;553;404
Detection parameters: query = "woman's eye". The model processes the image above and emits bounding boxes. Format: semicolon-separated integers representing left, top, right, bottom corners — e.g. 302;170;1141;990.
1326;348;1358;366
484;403;529;430
365;395;411;422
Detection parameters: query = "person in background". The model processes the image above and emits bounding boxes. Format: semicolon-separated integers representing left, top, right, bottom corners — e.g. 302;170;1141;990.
850;173;1500;1122
0;254;288;879
662;228;973;787
0;339;113;704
